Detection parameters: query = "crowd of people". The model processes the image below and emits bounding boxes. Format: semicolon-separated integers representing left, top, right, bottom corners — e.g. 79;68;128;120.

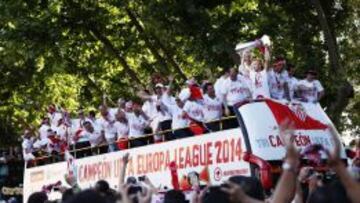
21;44;327;164
26;122;360;203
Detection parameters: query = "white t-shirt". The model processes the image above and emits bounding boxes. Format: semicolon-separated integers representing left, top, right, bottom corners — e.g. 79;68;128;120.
22;138;35;161
47;138;61;153
183;100;205;122
71;118;93;143
142;99;158;120
97;114;117;142
214;75;227;98
22;138;33;154
287;76;299;100
39;124;51;141
297;79;324;102
114;121;129;139
249;69;270;99
84;127;103;147
110;107;122;118
161;93;176;107
48;112;63;129
167;104;189;129
238;63;252;78
54;124;68;141
128;114;148;138
239;64;252;88
203;94;223;122
268;70;289;100
221;76;252;106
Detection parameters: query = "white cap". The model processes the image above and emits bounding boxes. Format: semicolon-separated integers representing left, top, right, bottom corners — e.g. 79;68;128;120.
125;101;133;109
155;83;164;88
178;88;190;102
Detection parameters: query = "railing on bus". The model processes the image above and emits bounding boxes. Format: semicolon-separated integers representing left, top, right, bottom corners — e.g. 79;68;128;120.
27;115;238;168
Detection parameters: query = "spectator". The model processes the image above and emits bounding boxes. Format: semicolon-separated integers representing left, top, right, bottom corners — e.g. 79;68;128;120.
228;175;265;200
27;192;47;203
202;82;223;131
297;70;325;103
164;190;187;203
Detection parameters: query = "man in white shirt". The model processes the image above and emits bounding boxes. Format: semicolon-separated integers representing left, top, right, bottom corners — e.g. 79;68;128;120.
166;97;193;139
47;104;63;129
22;130;35;163
268;57;289;100
114;111;129;150
238;50;253;88
97;105;118;152
214;69;229;98
285;64;299;101
110;98;126;117
203;82;223;131
39;117;51;142
238;49;253;77
83;121;107;154
297;70;325;103
248;46;271;99
46;129;63;162
128;103;149;147
139;83;173;142
221;68;252;129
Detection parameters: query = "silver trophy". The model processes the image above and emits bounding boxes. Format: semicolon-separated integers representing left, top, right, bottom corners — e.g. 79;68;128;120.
235;35;271;53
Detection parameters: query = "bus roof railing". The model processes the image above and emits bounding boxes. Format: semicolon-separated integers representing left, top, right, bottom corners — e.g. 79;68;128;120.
28;115;238;166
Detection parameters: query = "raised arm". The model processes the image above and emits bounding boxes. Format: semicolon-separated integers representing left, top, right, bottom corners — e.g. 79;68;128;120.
326;124;360;203
137;90;153;101
221;181;264;203
271;119;299;203
119;153;130;186
263;46;271;71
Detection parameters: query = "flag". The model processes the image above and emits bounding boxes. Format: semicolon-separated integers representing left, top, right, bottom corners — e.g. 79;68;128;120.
169;161;180;190
199;166;210;183
179;175;191;190
265;99;327;130
65;150;77;186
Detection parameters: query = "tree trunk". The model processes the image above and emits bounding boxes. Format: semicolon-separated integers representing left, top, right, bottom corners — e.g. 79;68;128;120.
311;0;354;126
124;9;187;81
125;8;170;75
87;26;144;88
311;0;341;74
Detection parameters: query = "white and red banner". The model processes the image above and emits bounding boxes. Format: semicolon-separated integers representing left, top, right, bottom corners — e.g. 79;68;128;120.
238;99;345;160
23;128;250;202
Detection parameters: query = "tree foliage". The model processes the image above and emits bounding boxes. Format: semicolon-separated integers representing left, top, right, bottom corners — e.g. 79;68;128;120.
0;0;358;146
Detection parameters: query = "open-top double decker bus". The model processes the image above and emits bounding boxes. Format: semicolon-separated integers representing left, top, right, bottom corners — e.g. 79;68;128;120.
23;99;346;202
